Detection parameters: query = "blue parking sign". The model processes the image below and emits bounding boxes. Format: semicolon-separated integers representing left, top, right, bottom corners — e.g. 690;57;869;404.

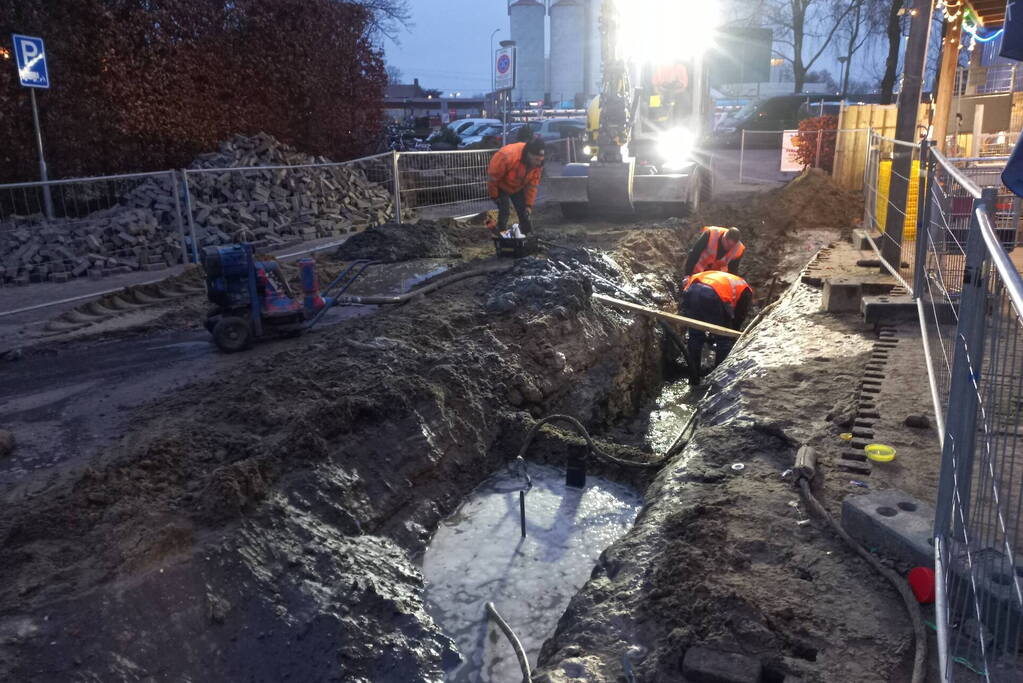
12;34;49;88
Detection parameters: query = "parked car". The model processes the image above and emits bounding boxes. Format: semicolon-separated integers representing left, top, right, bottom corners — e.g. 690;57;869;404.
532;118;586;142
449;118;501;138
458;124;504;149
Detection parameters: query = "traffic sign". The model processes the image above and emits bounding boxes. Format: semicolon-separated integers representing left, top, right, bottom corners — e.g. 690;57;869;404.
495;47;515;92
12;34;49;88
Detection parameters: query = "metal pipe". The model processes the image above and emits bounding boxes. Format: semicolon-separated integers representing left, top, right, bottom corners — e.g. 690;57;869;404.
391;150;403;221
170;170;191;265
519;490;526;538
180;170;200;264
930;148;983;198
30;88;54;219
0;169;177;190
934;535;950;680
976;206;1023;320
916;296;946;444
738;129;745;183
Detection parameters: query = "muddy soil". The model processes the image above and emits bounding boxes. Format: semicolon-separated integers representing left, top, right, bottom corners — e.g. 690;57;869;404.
0;236;679;681
532;285;912;683
0;174;879;681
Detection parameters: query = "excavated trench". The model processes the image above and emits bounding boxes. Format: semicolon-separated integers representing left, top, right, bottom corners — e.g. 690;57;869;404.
0;176;874;682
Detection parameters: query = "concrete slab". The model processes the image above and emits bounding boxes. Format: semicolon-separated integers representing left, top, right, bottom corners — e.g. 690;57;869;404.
682;646;762;683
841;489;934;568
822;279;861;312
862;295;919;324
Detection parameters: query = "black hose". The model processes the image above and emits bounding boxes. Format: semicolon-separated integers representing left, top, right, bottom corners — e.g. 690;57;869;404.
517;414;666;470
485;601;532;683
797;478;926;683
334;262;513;305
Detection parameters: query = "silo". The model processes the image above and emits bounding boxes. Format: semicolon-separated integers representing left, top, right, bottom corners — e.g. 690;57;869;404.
508;0;547;104
549;0;585;108
584;0;602;99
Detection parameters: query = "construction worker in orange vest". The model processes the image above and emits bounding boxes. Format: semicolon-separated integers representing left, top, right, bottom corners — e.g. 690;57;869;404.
682;270;753;383
487;138;546;235
683;226;745;278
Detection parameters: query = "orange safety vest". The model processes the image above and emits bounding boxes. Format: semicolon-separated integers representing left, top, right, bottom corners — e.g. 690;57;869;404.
487;142;544;208
685;270;752;311
693;226;745;274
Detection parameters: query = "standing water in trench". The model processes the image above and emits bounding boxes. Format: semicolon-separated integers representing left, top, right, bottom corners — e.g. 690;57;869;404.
421;463;642;682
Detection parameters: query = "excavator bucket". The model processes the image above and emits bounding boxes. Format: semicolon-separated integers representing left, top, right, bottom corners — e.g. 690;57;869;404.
586;160;635;214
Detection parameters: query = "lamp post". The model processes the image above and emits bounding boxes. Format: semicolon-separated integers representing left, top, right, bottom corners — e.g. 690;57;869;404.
490;28;501;94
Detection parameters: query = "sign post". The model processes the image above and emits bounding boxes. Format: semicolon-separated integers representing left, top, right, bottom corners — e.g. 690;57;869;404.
495;42;516;142
12;33;53;218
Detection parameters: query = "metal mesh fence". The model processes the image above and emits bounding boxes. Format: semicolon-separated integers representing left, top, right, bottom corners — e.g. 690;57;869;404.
396;149;496;218
932;200;1023;681
863;131;922;290
0;171;186;287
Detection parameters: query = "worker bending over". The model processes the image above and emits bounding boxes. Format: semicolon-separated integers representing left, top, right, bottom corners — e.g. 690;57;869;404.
487;139;546;235
682;270;753;382
684;226;745;276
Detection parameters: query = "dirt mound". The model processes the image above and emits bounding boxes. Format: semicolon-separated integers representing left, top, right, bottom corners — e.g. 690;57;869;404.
333;221;461;262
700;169;861;236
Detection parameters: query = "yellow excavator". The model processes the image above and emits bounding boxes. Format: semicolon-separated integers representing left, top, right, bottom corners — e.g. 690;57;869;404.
548;0;716;217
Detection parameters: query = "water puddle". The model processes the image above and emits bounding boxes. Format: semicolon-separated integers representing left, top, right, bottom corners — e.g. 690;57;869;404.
644;378;697;455
422;463;642;682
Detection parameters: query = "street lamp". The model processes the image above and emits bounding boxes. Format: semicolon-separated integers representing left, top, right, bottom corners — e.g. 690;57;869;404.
490;28;501;93
837;56;849;98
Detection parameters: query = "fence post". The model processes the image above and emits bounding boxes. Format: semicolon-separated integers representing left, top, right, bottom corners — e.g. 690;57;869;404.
170;170;189;265
180;170;200;264
391;150;403;222
862;129;875;231
933;186;997;541
738;130;745;183
815;129;823;169
912;139;932;297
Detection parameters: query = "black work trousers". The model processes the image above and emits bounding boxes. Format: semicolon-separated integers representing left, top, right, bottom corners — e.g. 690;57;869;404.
495;190;533;235
681;283;736;377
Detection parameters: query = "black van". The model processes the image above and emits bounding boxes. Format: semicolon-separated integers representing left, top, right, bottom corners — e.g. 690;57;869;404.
713;93;882;147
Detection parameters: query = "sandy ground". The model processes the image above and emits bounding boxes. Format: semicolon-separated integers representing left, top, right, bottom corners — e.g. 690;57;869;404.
0;172;942;682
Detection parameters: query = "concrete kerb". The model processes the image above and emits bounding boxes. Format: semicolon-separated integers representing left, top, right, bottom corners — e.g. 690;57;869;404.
841;488;935;569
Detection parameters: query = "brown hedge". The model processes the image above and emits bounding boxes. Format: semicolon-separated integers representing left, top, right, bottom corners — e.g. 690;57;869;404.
0;0;387;184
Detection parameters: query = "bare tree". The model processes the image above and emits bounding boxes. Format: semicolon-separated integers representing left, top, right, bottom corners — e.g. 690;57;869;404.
386;65;403;84
767;0;858;92
834;0;878;95
876;0;906;103
350;0;412;42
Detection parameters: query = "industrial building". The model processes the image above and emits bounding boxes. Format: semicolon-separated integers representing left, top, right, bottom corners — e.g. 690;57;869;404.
506;0;602;108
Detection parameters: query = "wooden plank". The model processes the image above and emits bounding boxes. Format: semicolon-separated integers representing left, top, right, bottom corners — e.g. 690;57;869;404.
592;293;743;338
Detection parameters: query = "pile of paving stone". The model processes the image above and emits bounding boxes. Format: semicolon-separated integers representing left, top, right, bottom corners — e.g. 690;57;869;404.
0;133;395;284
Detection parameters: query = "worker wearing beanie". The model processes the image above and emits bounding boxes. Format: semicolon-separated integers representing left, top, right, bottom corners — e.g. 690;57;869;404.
487;138;546;235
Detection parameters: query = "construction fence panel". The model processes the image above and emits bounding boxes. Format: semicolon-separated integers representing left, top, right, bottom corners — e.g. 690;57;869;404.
932;205;1023;682
947;156;1021;250
396;149;496;219
182;152;397;256
862;131;922;291
0;171;186;288
908;147;1023;681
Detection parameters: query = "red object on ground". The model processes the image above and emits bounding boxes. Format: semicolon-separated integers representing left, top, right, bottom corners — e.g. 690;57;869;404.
908;567;936;604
